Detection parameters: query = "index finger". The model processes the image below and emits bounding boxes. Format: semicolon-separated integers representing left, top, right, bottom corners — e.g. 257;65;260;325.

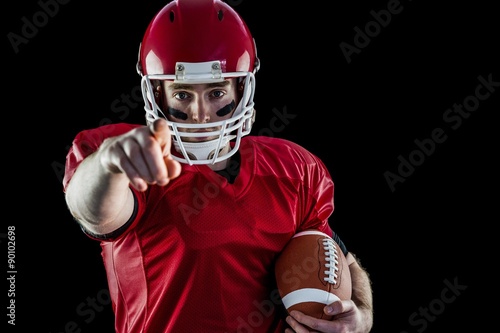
149;118;172;156
149;118;182;183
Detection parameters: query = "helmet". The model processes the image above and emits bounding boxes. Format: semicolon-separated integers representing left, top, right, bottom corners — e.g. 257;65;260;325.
137;0;260;165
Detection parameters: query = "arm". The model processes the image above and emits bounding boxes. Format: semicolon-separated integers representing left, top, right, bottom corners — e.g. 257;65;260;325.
285;252;374;333
64;119;181;236
345;253;374;331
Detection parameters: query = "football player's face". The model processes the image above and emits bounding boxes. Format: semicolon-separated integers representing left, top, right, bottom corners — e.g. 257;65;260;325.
161;79;239;142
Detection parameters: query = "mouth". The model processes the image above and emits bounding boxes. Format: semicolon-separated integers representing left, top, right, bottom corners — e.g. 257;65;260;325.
192;136;213;142
181;129;219;142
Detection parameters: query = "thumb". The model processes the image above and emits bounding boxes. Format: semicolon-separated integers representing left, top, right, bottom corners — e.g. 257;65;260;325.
324;300;348;316
149;118;171;155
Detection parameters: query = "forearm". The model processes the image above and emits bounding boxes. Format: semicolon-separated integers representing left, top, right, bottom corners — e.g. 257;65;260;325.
347;253;374;331
64;147;134;235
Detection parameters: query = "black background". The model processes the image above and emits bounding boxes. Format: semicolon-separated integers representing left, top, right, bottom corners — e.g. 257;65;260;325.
4;0;498;332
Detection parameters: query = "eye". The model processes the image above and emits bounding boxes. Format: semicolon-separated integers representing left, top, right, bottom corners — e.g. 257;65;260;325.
210;90;226;99
173;91;190;100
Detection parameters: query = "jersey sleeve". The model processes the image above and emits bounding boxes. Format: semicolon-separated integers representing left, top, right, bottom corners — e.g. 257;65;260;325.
62;123;140;192
296;150;350;254
296;149;335;238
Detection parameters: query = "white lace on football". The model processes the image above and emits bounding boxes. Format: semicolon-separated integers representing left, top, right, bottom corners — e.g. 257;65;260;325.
323;238;340;284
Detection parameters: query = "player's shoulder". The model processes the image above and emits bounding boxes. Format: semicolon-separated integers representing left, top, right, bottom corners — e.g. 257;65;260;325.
245;136;320;163
72;123;142;147
242;136;329;182
76;123;142;139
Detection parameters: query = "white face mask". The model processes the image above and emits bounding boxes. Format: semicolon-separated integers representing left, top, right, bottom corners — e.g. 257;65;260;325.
141;62;256;165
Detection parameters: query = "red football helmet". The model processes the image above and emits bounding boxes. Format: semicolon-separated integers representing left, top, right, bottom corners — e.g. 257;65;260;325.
137;0;260;165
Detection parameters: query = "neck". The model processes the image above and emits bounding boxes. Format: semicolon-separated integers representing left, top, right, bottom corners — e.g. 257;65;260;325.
208;145;230;171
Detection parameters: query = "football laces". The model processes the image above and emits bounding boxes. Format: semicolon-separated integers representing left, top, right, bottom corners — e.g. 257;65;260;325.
323;238;340;284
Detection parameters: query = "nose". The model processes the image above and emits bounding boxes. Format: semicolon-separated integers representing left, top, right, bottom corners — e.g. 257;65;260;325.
190;98;210;123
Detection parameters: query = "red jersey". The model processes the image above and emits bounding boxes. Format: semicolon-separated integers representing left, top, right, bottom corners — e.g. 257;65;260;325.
63;123;335;333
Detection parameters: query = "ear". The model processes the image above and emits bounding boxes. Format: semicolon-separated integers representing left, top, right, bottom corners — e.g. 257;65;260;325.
154;84;162;104
154;82;162;98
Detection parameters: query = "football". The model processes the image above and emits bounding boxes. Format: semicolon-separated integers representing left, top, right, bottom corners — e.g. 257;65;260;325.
274;230;352;320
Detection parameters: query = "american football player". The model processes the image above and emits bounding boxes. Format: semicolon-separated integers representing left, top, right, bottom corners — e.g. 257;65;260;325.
63;0;373;332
